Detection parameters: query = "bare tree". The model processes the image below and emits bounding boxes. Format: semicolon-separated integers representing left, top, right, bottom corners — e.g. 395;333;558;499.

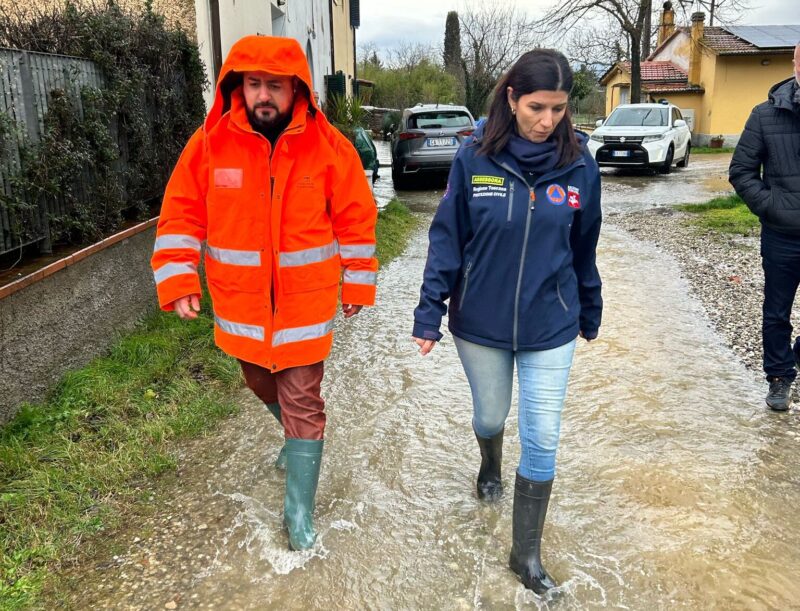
539;0;653;103
384;42;440;71
564;18;630;73
458;3;541;117
673;0;751;26
357;41;379;65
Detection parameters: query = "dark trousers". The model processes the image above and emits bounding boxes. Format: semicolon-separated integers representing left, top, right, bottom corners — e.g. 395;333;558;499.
761;226;800;381
239;359;326;440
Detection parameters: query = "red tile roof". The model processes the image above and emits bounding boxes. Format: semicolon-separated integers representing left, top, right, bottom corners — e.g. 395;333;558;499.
600;60;704;94
620;60;687;82
701;26;757;53
644;82;705;93
673;25;796;55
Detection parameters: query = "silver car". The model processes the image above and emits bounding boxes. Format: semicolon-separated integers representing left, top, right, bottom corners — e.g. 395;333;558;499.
390;104;475;189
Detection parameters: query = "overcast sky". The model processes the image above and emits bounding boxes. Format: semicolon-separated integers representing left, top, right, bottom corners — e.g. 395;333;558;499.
359;0;799;57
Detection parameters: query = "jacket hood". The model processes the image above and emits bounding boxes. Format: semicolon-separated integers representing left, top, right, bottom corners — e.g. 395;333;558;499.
768;76;798;111
204;36;319;132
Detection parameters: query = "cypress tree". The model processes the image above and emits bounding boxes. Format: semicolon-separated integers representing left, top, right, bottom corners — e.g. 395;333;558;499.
443;11;461;75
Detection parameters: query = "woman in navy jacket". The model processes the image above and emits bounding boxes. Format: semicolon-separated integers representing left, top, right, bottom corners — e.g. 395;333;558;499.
413;49;602;595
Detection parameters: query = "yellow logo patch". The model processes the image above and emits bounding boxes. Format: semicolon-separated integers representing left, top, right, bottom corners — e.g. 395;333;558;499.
471;175;505;186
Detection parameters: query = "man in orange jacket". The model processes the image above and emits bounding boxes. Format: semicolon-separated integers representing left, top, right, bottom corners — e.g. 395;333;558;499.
151;36;377;550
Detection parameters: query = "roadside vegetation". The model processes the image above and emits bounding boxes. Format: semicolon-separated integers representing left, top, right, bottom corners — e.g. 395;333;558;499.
0;199;417;609
376;198;419;263
692;147;735;154
677;193;758;235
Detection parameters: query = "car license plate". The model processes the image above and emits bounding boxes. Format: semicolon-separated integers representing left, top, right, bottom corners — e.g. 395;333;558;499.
612;150;630;157
426;137;456;147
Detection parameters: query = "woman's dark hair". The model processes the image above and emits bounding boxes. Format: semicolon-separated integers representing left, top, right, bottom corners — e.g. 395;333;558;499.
478;49;581;167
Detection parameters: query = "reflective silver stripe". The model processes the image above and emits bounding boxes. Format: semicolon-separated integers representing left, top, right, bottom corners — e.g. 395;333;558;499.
153;234;202;252
153;262;197;284
272;318;334;347
339;244;375;259
343;270;377;286
207;245;261;266
279;240;338;267
214;315;265;341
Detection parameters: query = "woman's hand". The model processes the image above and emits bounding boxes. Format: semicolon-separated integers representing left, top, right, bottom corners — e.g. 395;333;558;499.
413;337;437;356
579;330;597;342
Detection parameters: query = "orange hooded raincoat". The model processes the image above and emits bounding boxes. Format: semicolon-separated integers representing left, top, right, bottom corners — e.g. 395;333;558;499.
151;36;378;372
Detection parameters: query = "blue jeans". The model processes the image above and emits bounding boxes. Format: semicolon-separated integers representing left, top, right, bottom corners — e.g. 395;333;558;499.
761;226;800;381
454;336;577;482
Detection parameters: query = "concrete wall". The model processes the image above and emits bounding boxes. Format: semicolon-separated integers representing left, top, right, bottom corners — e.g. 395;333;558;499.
709;54;794;139
194;0;272;110
655;32;692;72
604;71;630;116
648;91;702;131
194;0;334;110
0;224;158;424
273;0;334;102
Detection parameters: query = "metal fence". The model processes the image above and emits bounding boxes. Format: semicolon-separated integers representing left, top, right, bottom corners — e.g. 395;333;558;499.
0;47;105;256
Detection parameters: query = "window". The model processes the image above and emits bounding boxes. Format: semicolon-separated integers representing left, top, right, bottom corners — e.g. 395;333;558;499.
606;107;668;127
408;111;472;129
671;108;680;126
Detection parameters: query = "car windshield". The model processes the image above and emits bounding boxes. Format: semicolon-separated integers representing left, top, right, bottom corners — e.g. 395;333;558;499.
409;111;472;129
606;107;668;127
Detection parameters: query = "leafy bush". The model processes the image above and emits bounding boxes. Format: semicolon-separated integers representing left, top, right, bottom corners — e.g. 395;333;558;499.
0;0;206;249
324;92;369;142
358;58;459;111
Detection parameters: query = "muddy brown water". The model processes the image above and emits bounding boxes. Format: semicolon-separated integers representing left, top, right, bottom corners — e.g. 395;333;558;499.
58;152;800;609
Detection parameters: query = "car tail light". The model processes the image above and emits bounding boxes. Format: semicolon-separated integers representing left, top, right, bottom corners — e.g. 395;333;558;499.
398;131;425;140
457;129;474;137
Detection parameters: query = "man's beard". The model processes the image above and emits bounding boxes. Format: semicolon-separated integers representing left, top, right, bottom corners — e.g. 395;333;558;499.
246;103;290;135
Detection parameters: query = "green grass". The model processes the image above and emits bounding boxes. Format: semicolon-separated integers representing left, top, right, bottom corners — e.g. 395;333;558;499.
676;193;759;235
0;198;418;609
692;146;735;154
0;307;243;609
376;198;419;265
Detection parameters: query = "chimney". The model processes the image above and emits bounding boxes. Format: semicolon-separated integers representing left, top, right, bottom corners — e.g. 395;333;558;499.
689;11;705;85
657;1;675;47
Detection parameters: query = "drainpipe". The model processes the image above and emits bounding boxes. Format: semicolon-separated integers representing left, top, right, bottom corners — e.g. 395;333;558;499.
352;23;357;98
328;0;335;75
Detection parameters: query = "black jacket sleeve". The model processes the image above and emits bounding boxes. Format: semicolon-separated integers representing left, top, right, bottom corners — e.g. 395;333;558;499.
729;106;771;219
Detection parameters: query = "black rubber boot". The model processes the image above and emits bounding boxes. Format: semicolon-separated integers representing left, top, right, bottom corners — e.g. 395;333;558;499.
508;473;557;595
475;428;504;501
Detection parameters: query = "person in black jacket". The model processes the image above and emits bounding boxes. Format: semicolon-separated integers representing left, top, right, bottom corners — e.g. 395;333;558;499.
412;49;602;595
729;43;800;411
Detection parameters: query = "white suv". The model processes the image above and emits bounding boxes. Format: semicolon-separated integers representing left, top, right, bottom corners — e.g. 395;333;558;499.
587;102;691;173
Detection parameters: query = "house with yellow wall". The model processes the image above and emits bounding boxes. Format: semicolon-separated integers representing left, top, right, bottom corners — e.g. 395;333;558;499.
600;2;798;146
329;0;362;99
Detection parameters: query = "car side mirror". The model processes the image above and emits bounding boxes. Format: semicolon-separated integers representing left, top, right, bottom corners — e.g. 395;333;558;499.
595;119;604;127
673;119;686;128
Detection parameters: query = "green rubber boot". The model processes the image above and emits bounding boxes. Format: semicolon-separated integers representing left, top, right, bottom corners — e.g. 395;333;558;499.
284;438;324;551
265;402;287;470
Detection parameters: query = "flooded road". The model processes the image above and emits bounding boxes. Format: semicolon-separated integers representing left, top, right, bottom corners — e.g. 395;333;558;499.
373;142;732;213
62;151;800;609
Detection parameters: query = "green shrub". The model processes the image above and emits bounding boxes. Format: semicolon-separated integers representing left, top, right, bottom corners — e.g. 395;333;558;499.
0;1;206;248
